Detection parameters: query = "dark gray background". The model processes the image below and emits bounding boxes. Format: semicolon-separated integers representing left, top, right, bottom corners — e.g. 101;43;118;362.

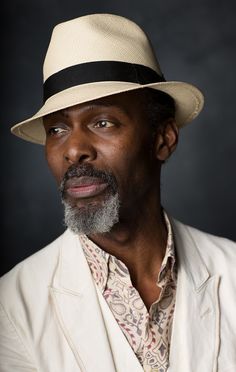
1;0;236;276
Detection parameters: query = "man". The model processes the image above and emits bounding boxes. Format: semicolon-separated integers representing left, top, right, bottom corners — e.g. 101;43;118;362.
0;13;235;372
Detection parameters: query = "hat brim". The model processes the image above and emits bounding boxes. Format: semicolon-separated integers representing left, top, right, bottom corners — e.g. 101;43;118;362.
11;80;204;145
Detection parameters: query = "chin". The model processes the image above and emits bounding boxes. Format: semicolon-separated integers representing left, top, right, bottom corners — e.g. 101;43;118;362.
62;192;120;235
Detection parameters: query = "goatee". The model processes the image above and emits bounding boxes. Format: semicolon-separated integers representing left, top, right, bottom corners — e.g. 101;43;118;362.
60;164;120;235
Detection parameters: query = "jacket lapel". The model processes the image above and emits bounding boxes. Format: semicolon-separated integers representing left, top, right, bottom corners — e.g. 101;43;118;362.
49;230;142;372
169;220;220;372
49;230;116;372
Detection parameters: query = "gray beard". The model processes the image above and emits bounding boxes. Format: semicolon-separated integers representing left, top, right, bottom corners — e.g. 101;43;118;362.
62;192;120;235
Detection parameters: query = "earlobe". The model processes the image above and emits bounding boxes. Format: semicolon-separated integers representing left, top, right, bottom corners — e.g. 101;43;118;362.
155;120;178;162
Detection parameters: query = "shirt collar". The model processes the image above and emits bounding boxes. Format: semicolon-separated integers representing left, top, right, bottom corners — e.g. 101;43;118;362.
79;211;176;292
79;234;109;291
158;211;176;284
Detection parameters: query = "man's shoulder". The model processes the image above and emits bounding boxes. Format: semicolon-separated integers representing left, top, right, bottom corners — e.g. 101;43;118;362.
174;218;236;250
172;218;236;272
0;230;71;301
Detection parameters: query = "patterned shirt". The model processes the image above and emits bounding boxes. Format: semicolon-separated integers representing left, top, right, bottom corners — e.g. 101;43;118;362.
79;213;177;372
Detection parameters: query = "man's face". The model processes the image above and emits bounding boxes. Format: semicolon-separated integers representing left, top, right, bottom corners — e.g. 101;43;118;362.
43;90;162;234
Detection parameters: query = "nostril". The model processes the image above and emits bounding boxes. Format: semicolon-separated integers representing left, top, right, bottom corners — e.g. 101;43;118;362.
79;154;90;163
64;152;92;165
64;154;73;164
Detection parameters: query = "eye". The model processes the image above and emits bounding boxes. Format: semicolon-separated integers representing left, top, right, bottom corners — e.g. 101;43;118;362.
47;126;67;136
93;120;115;129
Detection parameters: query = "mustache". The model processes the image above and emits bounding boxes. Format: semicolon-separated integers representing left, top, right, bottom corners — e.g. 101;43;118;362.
59;163;118;196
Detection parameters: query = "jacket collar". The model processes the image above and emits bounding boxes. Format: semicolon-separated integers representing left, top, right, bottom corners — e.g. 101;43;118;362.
53;229;89;294
169;218;220;372
170;218;210;291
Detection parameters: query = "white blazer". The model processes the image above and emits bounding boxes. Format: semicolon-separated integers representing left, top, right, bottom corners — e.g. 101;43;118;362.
0;219;235;372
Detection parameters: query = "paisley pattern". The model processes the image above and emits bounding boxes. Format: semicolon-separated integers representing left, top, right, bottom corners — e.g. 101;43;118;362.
80;212;176;372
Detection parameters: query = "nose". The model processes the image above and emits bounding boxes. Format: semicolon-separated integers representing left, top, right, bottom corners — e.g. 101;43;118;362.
63;129;97;165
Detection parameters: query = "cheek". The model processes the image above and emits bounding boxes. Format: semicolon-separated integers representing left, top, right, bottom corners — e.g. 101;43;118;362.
45;145;63;184
104;138;154;190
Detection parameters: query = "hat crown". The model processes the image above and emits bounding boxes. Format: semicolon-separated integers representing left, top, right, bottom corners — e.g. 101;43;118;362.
43;13;162;82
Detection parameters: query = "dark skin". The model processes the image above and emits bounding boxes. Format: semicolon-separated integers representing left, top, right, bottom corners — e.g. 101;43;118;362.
43;90;178;310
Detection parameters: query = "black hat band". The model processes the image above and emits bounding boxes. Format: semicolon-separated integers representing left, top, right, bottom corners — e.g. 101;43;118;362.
43;61;166;102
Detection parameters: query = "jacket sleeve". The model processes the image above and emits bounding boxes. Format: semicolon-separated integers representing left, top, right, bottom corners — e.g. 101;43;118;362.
0;303;38;372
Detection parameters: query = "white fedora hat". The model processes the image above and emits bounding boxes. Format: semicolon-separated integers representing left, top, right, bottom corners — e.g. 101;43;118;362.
11;13;204;145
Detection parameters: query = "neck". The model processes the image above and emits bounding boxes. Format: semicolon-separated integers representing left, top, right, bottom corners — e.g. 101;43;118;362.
89;193;167;287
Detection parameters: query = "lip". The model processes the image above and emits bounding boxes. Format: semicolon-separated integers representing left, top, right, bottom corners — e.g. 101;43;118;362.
65;176;108;199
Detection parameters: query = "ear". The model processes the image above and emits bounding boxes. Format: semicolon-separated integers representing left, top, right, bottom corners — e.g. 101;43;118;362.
154;119;179;162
